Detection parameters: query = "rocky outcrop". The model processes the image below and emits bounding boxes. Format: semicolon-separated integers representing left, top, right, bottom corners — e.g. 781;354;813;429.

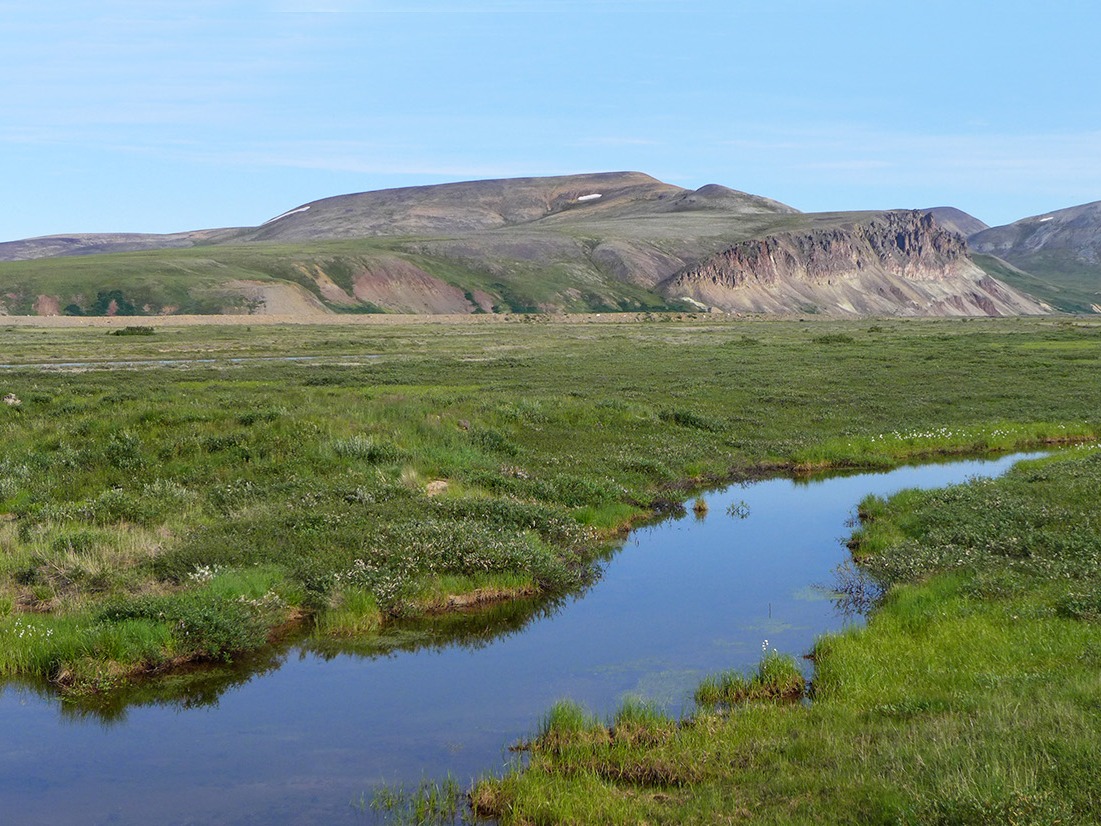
661;211;1049;316
923;207;989;238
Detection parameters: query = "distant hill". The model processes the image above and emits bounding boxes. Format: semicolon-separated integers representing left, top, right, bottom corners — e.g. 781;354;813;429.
968;202;1101;313
0;229;239;262
234;172;799;243
924;207;989;238
0;172;1051;317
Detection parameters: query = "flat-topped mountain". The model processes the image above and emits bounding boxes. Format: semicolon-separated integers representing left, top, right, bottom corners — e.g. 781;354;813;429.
0;229;239;262
0;172;1057;317
0;172;795;261
236;172;799;243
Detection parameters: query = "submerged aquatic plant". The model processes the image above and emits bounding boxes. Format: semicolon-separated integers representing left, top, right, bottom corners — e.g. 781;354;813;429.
353;775;469;825
726;499;750;519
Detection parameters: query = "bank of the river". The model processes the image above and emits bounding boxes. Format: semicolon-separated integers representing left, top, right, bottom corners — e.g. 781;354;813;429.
0;316;1099;701
478;446;1101;824
0;450;1070;825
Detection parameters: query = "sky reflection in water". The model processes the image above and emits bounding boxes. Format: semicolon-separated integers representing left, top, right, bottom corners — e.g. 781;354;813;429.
0;452;1044;825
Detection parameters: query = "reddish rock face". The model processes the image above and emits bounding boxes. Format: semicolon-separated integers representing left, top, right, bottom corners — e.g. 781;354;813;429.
0;174;1060;317
348;256;478;314
659;211;1049;317
32;295;61;316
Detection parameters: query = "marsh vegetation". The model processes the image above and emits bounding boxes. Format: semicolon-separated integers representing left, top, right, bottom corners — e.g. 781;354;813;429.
479;446;1101;824
1;314;1100;822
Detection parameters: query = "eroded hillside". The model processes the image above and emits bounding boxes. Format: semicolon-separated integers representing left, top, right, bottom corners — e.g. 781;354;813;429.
0;173;1056;317
662;211;1047;316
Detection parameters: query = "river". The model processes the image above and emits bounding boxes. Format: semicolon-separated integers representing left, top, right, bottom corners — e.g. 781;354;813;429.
0;452;1045;824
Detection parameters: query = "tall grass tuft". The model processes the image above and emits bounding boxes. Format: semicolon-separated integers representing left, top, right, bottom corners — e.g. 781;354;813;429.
315;587;382;637
694;651;805;708
793;421;1094;469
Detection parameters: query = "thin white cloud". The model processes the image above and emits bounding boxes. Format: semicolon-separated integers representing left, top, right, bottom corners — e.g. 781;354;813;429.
716;123;1101;181
799;160;894;172
271;0;678;12
63;135;574;180
572;137;662;148
700;123;1101;223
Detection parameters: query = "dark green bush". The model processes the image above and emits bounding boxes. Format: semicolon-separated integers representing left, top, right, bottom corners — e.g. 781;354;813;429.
658;408;725;433
468;426;520;456
96;593;270;661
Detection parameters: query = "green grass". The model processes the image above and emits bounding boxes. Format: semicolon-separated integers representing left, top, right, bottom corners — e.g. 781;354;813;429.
792;420;1093;469
477;446;1101;824
2;315;1101;818
694;650;805;707
0;235;678;316
0;315;1099;701
314;587;382;637
355;774;467;826
974;252;1101;314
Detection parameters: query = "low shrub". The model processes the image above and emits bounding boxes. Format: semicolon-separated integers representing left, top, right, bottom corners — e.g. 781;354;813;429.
95;590;275;662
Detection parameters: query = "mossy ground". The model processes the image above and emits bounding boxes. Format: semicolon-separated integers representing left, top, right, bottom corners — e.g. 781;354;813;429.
0;315;1099;729
477;446;1101;825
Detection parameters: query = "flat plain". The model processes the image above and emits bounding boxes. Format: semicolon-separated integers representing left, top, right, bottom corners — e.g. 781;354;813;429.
1;314;1099;823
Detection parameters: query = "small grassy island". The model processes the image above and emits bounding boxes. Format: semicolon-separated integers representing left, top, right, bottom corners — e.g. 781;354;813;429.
1;314;1099;822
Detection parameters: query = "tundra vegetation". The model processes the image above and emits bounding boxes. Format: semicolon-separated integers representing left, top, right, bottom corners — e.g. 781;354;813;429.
1;314;1100;821
476;444;1101;824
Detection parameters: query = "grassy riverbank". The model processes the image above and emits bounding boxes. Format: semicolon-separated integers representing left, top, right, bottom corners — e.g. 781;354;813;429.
0;315;1099;699
476;446;1101;824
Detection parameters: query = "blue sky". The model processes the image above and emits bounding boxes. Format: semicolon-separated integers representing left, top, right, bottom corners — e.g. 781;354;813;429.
3;0;1100;241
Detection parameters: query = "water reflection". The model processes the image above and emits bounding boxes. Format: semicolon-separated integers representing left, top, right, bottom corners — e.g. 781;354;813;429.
827;560;884;619
0;451;1051;825
307;591;575;660
22;590;591;724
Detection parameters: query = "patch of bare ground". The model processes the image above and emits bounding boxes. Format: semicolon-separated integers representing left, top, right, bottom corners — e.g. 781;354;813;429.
0;311;710;328
421;585;539;614
33;295;61;315
348;256;476;313
222;280;331;315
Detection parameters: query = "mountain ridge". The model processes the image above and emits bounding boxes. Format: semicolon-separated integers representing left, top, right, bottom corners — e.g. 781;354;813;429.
0;172;1079;317
969;201;1101;313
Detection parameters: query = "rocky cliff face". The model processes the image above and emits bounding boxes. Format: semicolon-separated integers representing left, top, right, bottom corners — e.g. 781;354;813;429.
661;211;1049;316
0;173;1056;317
923;207;989;238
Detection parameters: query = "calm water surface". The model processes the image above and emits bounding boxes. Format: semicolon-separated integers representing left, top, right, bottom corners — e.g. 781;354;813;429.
0;453;1044;824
